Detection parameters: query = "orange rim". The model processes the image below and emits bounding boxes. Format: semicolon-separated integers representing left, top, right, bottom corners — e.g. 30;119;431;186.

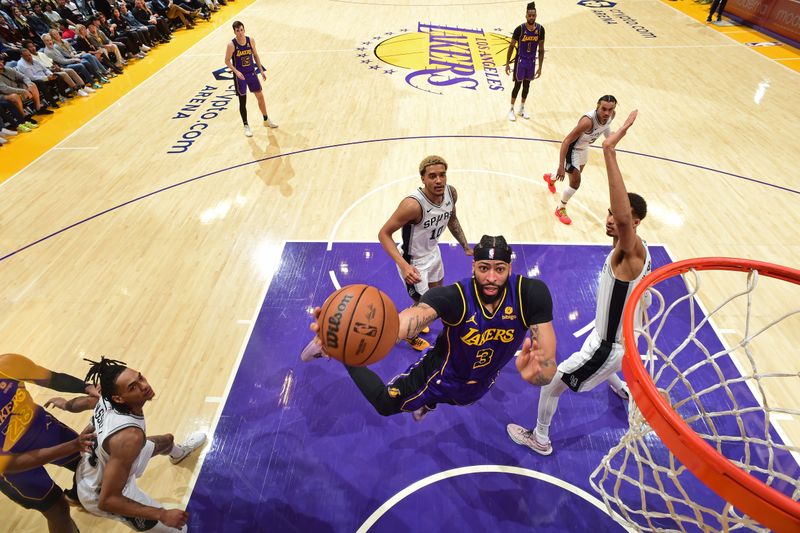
622;257;800;532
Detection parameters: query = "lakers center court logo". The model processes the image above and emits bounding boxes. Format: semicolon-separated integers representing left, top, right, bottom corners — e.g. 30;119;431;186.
356;23;511;95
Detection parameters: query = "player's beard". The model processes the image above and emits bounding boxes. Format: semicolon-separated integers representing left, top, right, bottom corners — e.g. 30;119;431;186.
477;280;506;305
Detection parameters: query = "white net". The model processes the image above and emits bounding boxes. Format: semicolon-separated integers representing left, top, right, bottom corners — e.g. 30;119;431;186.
590;264;800;532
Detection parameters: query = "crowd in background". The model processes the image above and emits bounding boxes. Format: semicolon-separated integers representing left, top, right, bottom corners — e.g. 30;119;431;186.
0;0;232;146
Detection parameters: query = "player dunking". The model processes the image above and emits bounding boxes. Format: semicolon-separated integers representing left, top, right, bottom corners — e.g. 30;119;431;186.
507;110;649;456
225;20;277;138
302;235;557;423
504;2;545;122
378;155;471;351
544;95;617;225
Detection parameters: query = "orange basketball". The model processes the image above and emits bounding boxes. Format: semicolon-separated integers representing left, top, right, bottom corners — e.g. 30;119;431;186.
317;284;399;366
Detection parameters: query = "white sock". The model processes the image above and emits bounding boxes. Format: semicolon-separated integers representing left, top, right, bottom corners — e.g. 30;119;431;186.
535;371;567;441
168;444;183;459
559;186;577;208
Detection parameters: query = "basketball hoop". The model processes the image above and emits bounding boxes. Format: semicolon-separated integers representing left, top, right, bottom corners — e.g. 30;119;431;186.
590;258;800;532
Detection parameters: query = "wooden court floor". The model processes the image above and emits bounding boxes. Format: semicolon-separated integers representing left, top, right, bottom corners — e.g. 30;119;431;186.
2;0;798;531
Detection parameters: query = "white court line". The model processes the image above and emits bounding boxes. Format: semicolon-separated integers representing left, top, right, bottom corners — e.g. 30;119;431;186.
326;168;605;252
355;465;635;533
183;239;287;505
549;44;740;50
328;269;341;291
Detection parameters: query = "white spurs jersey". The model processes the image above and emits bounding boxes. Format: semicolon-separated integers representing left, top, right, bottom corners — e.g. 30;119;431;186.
77;397;148;496
573;109;613;151
399;185;454;260
594;240;651;344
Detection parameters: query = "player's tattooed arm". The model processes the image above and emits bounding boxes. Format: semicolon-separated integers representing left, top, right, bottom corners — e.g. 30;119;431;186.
516;322;557;386
447;187;472;255
397;303;438;341
448;215;472;255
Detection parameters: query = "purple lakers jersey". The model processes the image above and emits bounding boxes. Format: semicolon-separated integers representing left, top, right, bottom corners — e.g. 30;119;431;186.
232;36;255;75
438;275;528;389
0;355;49;453
516;23;542;62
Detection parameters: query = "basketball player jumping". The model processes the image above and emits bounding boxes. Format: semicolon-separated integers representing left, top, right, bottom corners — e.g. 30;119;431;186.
302;235;557;423
50;358;206;532
504;2;545;122
378;155;471;352
0;353;99;533
544;95;617;225
225;20;277;138
507;110;650;456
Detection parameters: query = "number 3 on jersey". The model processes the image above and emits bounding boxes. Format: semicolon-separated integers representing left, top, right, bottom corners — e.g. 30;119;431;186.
473;348;494;369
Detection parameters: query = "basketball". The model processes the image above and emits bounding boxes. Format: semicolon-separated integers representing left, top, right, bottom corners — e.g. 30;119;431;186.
317;284;400;366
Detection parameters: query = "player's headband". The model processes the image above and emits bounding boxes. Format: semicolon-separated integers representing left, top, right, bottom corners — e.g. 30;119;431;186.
473;238;512;263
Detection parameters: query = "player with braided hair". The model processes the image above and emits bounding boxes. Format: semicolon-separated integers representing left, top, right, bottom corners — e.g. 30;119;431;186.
302;235;558;423
48;357;207;532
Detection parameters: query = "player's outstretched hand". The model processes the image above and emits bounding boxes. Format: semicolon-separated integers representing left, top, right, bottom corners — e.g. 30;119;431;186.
515;337;552;386
603;109;638;150
74;425;96;454
555;165;566;182
301;307;331;360
44;397;68;410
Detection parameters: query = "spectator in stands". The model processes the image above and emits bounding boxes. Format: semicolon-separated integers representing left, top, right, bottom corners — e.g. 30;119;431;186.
11;7;38;43
87;18;127;66
24;40;93;96
43;4;64;28
96;13;145;58
74;23;122;73
130;0;171;43
0;35;23;61
149;0;197;30
111;7;154;50
57;0;87;27
42;32;105;87
14;47;67;102
49;28;112;82
1;92;39;131
0;56;53;115
27;4;54;36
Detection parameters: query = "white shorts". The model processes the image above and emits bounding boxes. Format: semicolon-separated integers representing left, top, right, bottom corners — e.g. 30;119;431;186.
558;330;624;393
396;245;444;301
565;146;588;173
77;441;186;532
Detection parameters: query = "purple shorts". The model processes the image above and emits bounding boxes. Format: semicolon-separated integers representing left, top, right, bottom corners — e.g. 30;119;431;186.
513;59;535;81
235;72;262;95
0;410;80;511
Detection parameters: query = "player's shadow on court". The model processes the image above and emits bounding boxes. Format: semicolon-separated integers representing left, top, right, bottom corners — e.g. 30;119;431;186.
248;128;307;197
